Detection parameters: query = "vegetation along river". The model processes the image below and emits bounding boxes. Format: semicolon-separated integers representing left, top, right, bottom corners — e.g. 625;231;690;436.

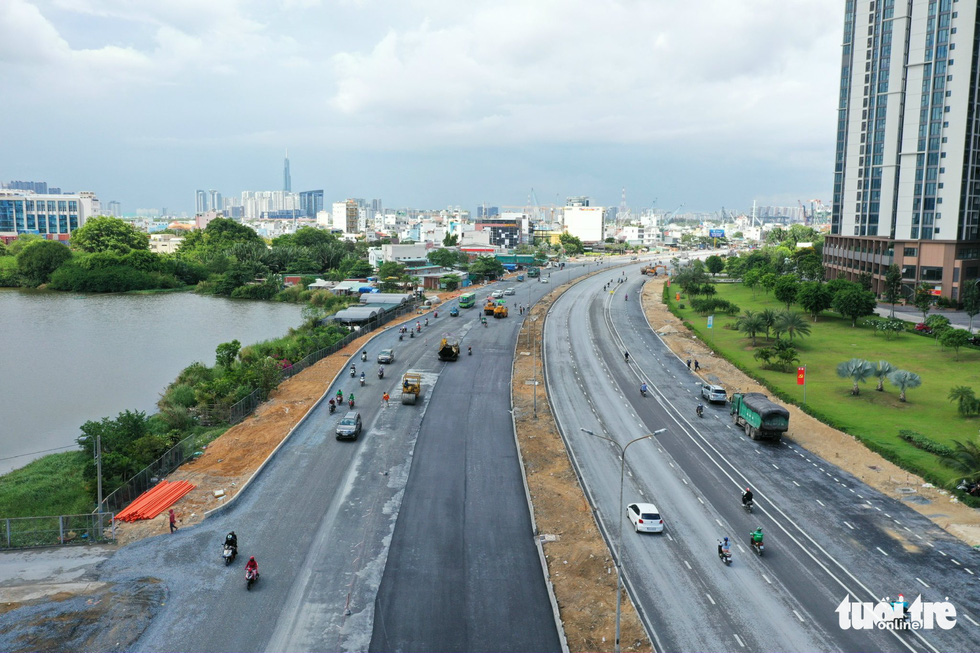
0;290;304;474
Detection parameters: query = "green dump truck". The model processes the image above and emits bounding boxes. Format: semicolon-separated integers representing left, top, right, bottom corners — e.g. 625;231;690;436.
527;267;540;278
730;392;789;442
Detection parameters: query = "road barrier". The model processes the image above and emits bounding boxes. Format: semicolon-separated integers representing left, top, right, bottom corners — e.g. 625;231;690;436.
1;513;115;550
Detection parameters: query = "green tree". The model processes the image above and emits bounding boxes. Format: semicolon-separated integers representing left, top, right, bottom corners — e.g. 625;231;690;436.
773;311;811;342
704;255;724;276
943;438;980;486
341;257;374;278
913;284;934;322
16;240;73;286
883;264;903;318
215;339;241;368
760;272;778;295
736;310;766;346
427;248;459;268
940;328;971;359
962;282;980;334
0;240;7;257
377;261;408;292
832;286;877;327
856;271;873;291
468;255;505;281
796;281;832;321
871;360;895;392
948;386;978;417
179;218;264;264
888;369;922;402
837;358;874;395
742;268;762;294
70;216;149;254
759;308;778;340
6;233;45;256
443;233;459;246
559;233;584;255
441;274;460;292
725;255;746;280
773;276;800;309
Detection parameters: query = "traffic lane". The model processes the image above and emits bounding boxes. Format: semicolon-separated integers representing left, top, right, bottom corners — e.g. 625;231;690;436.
556;294;835;652
370;318;561;652
613;290;973;650
125;329;439;651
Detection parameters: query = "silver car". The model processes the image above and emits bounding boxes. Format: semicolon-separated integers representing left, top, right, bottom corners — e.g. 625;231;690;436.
701;384;727;403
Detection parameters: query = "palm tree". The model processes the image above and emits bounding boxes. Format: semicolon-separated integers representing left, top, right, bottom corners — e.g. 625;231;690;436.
943;438;980;486
836;358;875;395
760;309;778;340
888;369;922;402
736;311;766;346
774;311;811;342
947;386;978;416
872;360;895;392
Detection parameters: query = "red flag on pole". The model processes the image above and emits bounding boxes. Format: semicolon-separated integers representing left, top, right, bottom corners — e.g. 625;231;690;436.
797;366;806;385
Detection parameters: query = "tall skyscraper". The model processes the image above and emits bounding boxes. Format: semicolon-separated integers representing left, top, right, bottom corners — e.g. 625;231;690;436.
825;0;980;301
195;190;207;214
208;189;222;212
299;190;324;218
283;149;291;192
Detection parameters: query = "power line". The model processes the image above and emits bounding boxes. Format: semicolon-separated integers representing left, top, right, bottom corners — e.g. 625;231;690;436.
0;445;76;463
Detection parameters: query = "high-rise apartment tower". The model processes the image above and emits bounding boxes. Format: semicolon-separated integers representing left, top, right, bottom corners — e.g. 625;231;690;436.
824;0;980;301
283;150;291;193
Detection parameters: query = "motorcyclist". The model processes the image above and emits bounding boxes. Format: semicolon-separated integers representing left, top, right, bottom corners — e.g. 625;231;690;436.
416;321;421;332
718;536;731;558
624;351;630;363
225;531;238;555
640;382;648;396
750;527;764;547
742;487;754;506
336;389;344;403
328;398;336;413
360;371;365;383
696;402;704;417
245;556;258;577
348;392;355;406
349;364;356;377
361;350;367;362
424;318;429;327
378;366;385;378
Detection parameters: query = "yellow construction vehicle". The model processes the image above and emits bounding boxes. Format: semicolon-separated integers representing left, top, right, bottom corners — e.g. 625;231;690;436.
493;301;509;318
401;373;422;405
484;300;496;316
438;338;460;361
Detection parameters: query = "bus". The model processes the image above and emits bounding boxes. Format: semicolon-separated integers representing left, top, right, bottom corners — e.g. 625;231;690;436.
458;292;477;308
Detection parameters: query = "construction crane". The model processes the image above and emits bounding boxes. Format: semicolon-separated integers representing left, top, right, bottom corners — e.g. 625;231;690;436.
665;204;684;222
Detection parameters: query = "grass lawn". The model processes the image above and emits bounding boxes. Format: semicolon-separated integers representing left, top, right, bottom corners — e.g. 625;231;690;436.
0;451;92;518
667;282;980;487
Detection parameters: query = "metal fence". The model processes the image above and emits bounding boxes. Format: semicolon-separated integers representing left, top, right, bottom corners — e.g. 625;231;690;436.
97;429;216;514
1;513;115;550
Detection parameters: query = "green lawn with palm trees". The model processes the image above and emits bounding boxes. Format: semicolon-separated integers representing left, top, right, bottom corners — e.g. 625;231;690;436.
665;281;980;487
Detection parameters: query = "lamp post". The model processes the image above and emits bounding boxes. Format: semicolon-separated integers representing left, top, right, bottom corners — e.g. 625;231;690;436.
531;316;539;417
581;427;667;653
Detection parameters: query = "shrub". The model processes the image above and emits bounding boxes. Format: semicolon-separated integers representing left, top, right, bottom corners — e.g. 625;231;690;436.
898;430;955;457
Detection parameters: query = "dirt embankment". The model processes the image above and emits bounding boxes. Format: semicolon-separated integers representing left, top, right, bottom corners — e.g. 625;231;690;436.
639;277;980;546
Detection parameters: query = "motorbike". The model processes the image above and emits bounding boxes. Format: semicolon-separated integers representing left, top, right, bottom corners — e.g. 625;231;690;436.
245;567;259;590
348;397;355;408
718;548;732;566
350;368;356;378
467;347;472;356
359;374;365;386
743;499;754;513
378;368;385;379
222;544;237;565
750;538;765;556
399;333;404;341
424;318;429;327
416;324;421;333
640;386;647;397
410;330;415;338
434;311;438;318
361;351;367;362
696;405;704;418
328;402;336;414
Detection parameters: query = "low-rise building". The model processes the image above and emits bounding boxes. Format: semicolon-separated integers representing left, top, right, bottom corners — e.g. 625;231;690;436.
0;189;100;242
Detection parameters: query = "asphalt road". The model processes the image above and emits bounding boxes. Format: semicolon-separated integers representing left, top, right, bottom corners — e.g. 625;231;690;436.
74;264;600;652
543;263;980;653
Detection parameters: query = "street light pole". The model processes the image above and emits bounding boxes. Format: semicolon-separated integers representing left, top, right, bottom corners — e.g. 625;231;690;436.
532;316;539;417
581;427;666;653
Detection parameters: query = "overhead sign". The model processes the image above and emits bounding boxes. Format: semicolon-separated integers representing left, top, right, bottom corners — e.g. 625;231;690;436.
709;229;725;238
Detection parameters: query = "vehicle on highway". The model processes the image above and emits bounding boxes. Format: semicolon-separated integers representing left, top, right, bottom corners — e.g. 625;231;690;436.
701;384;727;403
540;278;549;283
459;292;477;309
491;290;503;298
627;502;664;533
504;287;516;295
730;392;789;441
335;411;362;440
377;349;395;364
449;306;459;317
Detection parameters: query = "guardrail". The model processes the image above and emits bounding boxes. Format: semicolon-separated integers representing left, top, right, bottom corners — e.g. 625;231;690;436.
1;513;115;550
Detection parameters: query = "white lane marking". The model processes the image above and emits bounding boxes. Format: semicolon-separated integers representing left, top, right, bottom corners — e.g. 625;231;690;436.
682;478;688;485
939;550;947;556
843;521;854;530
715;519;724;527
772;464;779;470
793;609;804;622
762;573;772;584
733;634;745;648
706;593;716;605
816;499;825;507
967;569;975;575
792;480;801;487
684;560;691;570
697;497;704;505
876;547;889;556
952;559;961;566
916;578;929;588
963;613;980;626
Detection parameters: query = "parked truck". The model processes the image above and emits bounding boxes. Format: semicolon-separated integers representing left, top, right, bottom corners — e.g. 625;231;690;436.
527;267;540;278
438;338;460;361
729;392;789;442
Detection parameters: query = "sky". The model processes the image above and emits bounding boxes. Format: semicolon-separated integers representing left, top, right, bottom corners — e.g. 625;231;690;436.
0;0;843;216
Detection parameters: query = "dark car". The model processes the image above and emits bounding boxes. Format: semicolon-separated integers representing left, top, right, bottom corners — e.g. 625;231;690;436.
449;306;460;317
377;349;395;364
335;411;362;440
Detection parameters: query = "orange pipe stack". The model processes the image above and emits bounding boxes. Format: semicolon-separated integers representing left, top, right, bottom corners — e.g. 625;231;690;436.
115;480;196;522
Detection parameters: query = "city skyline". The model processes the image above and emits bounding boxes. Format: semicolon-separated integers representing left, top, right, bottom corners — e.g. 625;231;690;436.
1;0;841;215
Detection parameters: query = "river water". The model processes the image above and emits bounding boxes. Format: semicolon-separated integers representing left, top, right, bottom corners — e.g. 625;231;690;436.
0;290;304;474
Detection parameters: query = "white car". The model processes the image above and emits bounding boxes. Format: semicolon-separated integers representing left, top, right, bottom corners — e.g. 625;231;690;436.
701;384;727;403
504;287;516;295
627;502;664;533
491;290;503;298
540;278;549;284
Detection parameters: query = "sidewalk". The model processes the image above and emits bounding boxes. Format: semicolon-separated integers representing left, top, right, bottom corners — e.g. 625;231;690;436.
874;303;977;332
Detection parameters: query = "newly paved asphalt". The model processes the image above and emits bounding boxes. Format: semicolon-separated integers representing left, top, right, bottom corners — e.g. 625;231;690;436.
543;263;980;652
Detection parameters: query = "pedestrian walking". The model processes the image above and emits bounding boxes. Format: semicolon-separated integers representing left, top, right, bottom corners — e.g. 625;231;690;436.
694;360;701;371
382;392;390;407
168;508;178;533
686;359;691;369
